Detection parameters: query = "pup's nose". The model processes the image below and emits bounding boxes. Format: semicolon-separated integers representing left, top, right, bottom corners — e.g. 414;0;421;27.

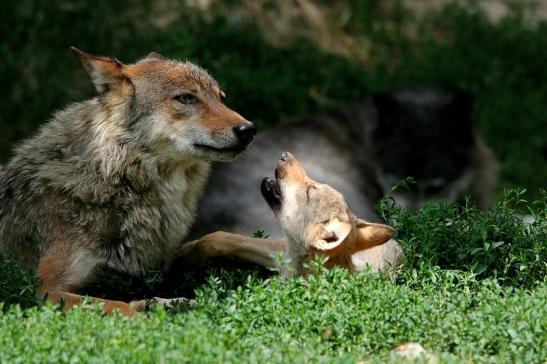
280;152;290;161
233;123;257;145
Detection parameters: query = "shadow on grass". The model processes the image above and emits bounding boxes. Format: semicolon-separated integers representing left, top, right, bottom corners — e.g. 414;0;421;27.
79;257;274;303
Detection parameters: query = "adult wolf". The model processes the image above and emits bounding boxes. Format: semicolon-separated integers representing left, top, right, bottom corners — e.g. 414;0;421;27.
0;48;256;315
194;88;499;238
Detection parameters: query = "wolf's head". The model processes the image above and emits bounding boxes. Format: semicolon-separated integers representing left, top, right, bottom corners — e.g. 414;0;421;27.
261;152;394;274
73;48;255;162
372;88;475;207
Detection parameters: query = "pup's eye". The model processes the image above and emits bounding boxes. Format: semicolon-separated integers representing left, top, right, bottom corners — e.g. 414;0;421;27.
175;93;198;105
220;91;226;100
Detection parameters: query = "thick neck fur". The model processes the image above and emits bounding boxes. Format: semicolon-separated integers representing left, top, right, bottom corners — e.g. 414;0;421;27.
28;97;210;204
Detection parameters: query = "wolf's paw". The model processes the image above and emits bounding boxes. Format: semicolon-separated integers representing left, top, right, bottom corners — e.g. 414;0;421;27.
102;299;141;317
130;297;197;312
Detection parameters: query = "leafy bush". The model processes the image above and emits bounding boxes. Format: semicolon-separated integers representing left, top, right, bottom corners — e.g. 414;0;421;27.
0;255;40;310
378;189;546;287
1;1;545;196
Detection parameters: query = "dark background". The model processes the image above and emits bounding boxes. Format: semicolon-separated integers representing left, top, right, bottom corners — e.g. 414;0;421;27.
1;0;545;199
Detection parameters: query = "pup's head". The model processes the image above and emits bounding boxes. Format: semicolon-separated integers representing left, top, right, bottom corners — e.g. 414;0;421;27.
73;48;255;162
261;152;394;268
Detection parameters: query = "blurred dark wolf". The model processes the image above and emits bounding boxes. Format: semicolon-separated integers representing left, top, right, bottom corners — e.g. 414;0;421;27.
194;88;499;238
0;48;256;315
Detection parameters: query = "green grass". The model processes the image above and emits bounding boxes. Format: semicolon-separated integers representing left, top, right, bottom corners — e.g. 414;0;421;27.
1;190;545;362
0;272;545;363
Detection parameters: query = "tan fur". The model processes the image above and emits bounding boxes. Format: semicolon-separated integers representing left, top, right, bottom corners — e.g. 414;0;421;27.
0;48;254;315
178;153;401;277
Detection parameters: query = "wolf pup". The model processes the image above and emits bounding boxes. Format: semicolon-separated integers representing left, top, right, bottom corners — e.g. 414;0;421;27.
193;88;499;238
0;48;256;315
178;152;401;276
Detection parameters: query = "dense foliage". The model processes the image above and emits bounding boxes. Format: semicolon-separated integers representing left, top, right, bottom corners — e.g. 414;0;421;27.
379;189;547;288
1;1;546;197
0;273;545;363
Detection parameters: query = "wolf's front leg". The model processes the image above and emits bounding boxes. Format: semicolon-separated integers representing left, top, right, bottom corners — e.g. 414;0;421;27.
174;231;284;269
37;241;140;317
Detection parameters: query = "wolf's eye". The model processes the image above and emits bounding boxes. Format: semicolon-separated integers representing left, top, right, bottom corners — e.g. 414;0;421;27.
176;93;197;105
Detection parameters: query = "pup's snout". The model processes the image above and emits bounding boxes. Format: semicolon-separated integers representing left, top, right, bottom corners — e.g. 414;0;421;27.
233;123;257;146
275;152;309;182
276;152;291;180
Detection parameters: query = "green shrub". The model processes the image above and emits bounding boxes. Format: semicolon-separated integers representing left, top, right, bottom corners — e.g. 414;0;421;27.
1;1;545;196
378;189;546;287
0;255;40;310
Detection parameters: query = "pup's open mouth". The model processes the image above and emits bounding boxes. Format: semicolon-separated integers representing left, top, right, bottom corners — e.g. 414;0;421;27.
193;143;247;155
261;177;282;209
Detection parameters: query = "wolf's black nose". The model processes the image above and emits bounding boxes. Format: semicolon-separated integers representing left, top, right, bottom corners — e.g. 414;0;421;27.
233;123;257;145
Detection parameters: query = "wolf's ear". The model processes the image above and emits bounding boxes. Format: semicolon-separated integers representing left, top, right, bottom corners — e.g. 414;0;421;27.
448;90;473;117
312;218;352;251
354;219;394;252
146;51;166;61
71;47;127;93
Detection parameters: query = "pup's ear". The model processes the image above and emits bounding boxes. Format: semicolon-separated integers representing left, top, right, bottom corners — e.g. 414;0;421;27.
312;218;352;251
71;47;127;93
354;219;394;252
